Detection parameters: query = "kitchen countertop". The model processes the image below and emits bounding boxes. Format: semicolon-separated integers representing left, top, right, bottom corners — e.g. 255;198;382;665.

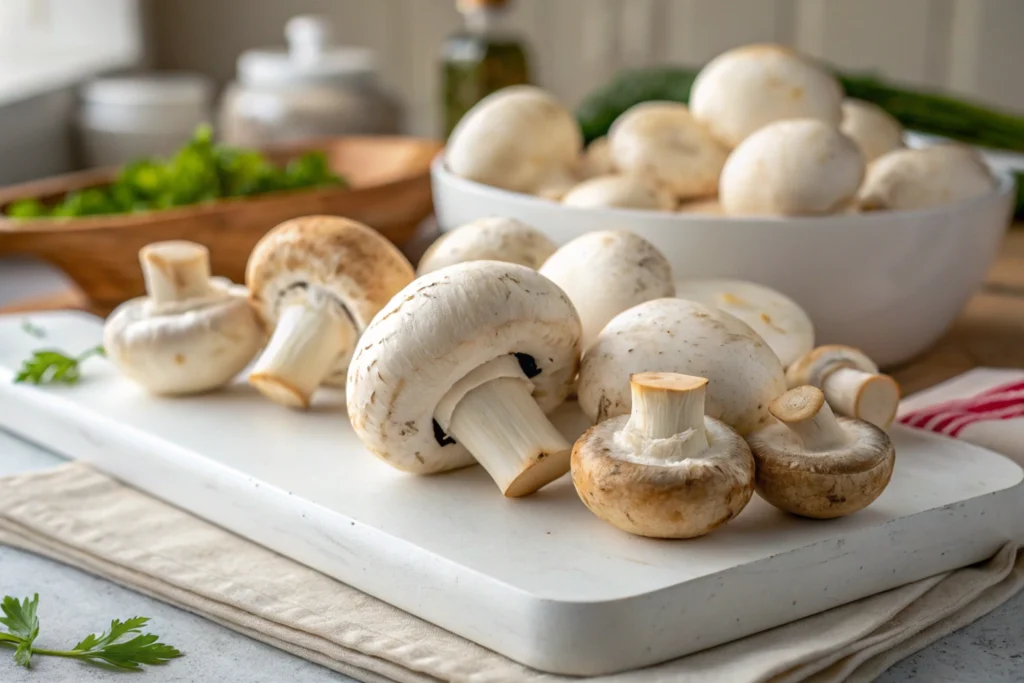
2;231;1024;682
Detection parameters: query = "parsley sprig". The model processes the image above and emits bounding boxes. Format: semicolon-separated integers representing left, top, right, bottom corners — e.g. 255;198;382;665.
14;345;105;385
0;594;182;671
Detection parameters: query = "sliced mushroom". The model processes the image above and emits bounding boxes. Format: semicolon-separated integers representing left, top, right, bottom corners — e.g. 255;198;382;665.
561;174;676;211
417;217;557;275
856;144;996;211
539;230;675;350
572;372;755;538
246;216;414;409
578;298;786;435
445;85;582;193
719;118;865;216
690;43;844;149
104;241;264;395
840;98;904;163
579;136;615;179
786;345;900;428
747;385;895;518
346;261;581;497
608;102;728;201
674;279;815;368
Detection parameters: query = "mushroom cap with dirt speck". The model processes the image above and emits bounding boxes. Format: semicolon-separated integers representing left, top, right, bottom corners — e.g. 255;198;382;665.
245;216;414;386
577;297;786;435
445;85;583;193
572;372;755;538
840;98;904;163
608;102;728;201
674;279;815;368
346;260;581;474
416;217;557;275
856;144;996;212
746;385;895;518
690;43;844;149
562;174;676;211
719;118;866;216
539;230;675;350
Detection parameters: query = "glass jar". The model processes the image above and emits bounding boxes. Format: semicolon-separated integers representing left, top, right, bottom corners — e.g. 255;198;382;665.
219;15;402;147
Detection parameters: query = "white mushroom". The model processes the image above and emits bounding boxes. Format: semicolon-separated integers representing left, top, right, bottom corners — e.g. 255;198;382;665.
246;216;414;409
747;385;895;518
856;144;997;211
719;118;866;216
103;241;264;395
608;102;728;201
539;230;675;350
561;174;676;211
347;261;581;497
416;217;557;275
677;197;724;215
445;85;582;193
571;372;755;538
533;165;581;201
786;345;900;428
578;298;786;435
579;136;615;179
690;43;844;149
840;98;904;163
674;279;815;368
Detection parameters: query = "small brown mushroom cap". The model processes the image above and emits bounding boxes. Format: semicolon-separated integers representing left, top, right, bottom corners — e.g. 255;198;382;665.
746;385;895;519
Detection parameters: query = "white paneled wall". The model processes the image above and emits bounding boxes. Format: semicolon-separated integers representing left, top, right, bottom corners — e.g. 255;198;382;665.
147;0;1024;138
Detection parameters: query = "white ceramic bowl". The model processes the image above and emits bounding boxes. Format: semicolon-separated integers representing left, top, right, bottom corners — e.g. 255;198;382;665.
431;157;1016;367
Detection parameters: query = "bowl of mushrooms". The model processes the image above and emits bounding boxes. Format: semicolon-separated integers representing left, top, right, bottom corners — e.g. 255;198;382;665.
431;45;1016;368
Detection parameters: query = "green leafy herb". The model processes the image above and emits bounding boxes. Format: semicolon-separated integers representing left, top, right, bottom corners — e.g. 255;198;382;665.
6;125;346;219
0;594;181;671
14;345;105;385
20;320;45;338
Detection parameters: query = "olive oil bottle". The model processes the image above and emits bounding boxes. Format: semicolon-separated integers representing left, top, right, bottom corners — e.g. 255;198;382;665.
441;0;531;138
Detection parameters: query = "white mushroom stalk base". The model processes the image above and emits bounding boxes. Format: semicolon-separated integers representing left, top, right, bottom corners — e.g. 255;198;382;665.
438;355;571;497
620;373;711;463
771;385;848;451
139;241;219;310
249;303;356;409
822;367;900;429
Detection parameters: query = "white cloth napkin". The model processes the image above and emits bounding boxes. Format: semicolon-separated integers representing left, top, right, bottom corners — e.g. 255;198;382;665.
2;368;1023;683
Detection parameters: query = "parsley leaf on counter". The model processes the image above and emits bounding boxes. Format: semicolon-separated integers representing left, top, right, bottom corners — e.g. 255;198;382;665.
14;345;106;385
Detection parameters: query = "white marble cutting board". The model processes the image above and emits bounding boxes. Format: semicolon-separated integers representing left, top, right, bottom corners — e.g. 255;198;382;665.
1;312;1022;676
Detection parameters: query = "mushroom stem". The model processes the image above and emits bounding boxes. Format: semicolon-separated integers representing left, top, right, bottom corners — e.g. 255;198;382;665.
621;373;711;462
770;386;848;451
249;302;356;408
822;367;900;428
442;357;571;498
140;241;216;305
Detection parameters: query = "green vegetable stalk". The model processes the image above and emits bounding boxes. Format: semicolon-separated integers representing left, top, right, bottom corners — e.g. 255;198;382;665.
575;66;1024;217
6;125;347;220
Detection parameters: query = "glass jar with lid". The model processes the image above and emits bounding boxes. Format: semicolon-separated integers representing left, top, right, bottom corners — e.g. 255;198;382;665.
218;15;402;147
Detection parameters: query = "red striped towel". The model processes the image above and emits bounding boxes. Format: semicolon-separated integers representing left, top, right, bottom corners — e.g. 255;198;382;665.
897;369;1024;465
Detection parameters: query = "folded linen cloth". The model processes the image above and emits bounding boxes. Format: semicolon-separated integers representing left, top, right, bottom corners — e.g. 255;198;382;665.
1;368;1023;683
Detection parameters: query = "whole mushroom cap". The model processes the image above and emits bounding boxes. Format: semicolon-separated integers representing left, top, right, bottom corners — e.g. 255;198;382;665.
840;98;904;163
417;217;557;275
690;43;844;149
674;278;815;368
747;385;895;519
246;216;414;387
347;260;581;475
539;230;675;350
562;174;676;211
578;297;786;435
608;102;728;200
572;373;755;539
445;85;583;193
856;144;996;211
719;118;866;216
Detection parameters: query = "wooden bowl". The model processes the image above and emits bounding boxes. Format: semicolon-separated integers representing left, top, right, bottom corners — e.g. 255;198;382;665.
0;136;442;315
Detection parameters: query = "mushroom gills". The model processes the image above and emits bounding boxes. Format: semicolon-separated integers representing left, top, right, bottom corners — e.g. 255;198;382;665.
249;295;358;408
435;355;571;497
620;373;711;463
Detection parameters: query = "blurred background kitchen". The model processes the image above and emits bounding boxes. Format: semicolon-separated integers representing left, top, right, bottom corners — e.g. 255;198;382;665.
1;0;1023;308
